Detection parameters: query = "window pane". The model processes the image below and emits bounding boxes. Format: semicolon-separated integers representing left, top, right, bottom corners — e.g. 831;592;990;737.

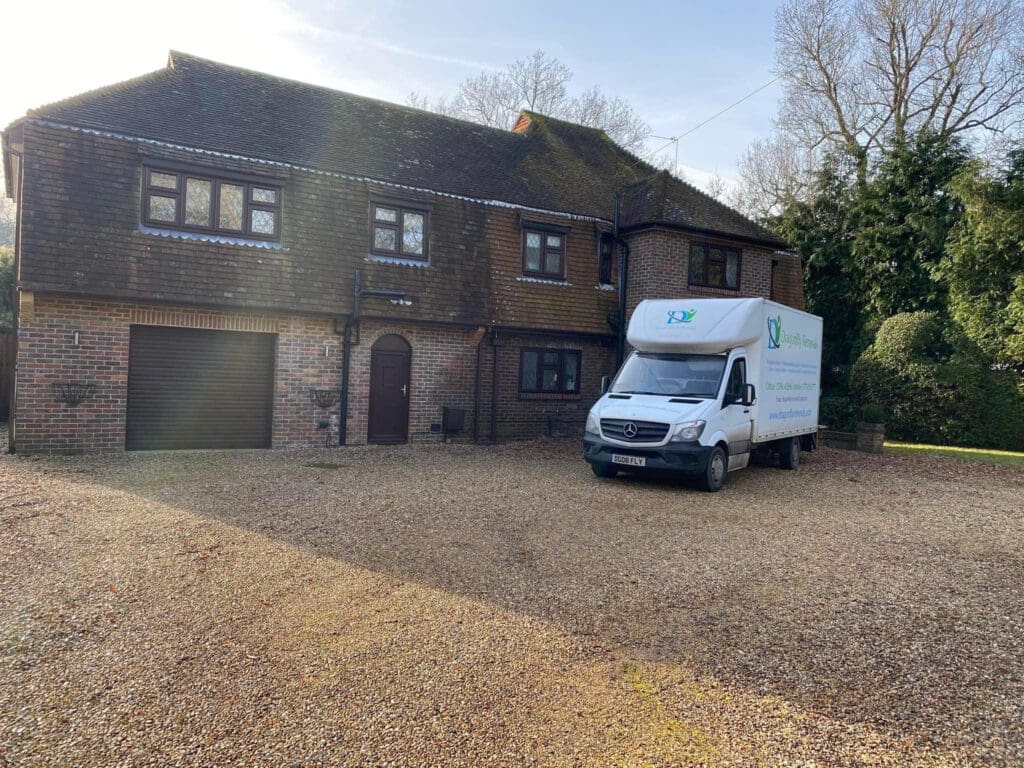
402;212;424;255
147;194;177;223
252;187;276;204
184;178;211;226
521;351;538;390
726;251;739;288
689;246;706;283
375;206;397;222
525;232;542;271
563;352;579;391
251;209;276;235
708;260;724;287
218;184;244;230
546;234;562;248
544;250;562;276
542;367;559;391
374;226;397;251
150;171;178;189
543;351;558;365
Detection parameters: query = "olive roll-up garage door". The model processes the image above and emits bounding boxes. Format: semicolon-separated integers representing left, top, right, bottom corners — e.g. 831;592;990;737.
126;325;275;450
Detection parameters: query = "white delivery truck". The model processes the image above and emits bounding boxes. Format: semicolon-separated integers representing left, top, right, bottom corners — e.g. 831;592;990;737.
583;298;823;491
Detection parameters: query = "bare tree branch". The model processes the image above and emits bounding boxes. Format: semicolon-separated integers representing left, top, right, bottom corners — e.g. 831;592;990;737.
775;0;1024;160
406;50;651;152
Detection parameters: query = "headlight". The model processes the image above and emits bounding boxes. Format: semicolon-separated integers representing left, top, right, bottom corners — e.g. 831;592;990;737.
585;411;600;435
669;420;705;442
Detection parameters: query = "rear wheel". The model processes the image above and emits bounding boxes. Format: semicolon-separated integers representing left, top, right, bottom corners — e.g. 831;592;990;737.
779;436;800;470
699;446;728;492
591;461;618;479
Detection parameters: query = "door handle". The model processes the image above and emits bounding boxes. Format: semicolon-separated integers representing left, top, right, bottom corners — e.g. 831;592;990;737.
401;384;408;397
743;409;750;414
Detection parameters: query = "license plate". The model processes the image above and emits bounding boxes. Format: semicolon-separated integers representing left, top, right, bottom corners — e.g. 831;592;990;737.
612;454;646;467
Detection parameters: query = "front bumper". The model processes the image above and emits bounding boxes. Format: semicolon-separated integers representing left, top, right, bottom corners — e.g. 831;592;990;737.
583;434;712;475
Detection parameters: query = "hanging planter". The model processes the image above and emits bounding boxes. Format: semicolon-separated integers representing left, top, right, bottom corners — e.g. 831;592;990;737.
308;388;339;409
52;381;95;406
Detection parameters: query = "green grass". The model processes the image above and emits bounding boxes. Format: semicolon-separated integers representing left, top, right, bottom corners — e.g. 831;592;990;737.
885;441;1024;467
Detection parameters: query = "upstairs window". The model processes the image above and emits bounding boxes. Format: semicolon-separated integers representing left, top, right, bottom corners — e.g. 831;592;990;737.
598;232;615;285
371;202;428;261
519;348;581;394
689;242;741;290
142;166;281;241
523;228;566;279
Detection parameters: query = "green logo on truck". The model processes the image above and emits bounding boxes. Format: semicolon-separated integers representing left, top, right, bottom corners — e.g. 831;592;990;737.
767;315;783;349
667;309;697;324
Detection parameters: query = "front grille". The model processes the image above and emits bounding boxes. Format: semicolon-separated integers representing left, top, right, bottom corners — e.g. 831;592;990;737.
600;418;670;443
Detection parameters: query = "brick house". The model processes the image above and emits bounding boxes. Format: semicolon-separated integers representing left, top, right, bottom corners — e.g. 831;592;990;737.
1;52;802;453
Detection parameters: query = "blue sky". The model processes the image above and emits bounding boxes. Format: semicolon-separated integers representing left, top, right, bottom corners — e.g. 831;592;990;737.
4;0;782;190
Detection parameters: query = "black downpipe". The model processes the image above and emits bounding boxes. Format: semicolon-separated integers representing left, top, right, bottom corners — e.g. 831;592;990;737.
490;333;498;444
473;332;484;444
338;316;352;446
613;194;631;367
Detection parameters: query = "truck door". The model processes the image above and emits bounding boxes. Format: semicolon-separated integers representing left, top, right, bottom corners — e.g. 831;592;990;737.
722;357;753;458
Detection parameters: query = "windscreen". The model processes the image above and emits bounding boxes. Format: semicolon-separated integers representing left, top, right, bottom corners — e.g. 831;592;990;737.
611;352;727;398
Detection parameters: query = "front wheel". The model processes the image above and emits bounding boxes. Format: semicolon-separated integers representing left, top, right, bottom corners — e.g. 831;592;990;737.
591;462;618;479
699;446;728;492
779;437;800;470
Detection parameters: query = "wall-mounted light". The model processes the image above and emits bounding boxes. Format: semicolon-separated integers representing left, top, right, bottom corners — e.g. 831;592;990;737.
390;298;413;307
72;331;80;346
324;344;331;357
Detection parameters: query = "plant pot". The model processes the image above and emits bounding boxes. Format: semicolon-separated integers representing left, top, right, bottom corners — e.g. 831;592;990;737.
856;422;885;454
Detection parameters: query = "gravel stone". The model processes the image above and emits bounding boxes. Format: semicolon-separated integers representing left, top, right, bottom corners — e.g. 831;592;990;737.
1;439;1022;766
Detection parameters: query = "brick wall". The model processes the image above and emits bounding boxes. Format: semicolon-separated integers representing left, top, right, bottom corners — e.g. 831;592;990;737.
483;332;616;441
343;321;485;445
624;228;780;318
15;296;343;452
14;295;616;452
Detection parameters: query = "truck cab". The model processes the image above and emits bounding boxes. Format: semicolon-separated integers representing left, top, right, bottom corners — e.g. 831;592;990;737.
583;298;822;491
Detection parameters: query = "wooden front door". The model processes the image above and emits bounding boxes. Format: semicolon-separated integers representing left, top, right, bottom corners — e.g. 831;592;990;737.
367;335;411;444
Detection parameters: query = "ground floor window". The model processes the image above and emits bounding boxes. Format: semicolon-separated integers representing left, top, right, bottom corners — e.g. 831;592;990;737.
519;348;581;393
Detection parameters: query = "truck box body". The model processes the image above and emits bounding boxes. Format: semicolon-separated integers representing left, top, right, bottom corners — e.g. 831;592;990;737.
627;298;823;442
583;298;823;491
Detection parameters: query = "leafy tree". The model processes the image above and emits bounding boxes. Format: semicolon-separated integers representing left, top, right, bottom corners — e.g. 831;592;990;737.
943;150;1024;371
851;311;1024;449
772;157;865;389
0;166;15;249
849;133;970;318
0;246;14;333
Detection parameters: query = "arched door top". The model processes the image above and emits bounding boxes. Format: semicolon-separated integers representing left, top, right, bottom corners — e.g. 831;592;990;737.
372;334;411;353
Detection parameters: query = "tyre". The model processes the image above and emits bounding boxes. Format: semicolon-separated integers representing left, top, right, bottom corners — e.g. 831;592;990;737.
779;436;800;470
699;446;728;492
591;461;618;479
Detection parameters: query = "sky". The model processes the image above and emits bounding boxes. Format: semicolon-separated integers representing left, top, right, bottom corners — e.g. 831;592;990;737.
3;0;783;193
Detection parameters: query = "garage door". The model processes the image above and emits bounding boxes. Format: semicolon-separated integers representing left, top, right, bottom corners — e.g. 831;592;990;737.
126;325;275;450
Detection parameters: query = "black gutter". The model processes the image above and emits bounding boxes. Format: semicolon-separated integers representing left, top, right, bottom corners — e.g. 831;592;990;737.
618;221;788;251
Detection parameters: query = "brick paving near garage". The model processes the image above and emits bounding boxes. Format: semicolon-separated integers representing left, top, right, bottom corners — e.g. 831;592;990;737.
1;440;1022;767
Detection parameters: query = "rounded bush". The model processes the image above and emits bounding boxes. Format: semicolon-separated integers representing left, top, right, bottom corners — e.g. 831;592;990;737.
851;312;1024;450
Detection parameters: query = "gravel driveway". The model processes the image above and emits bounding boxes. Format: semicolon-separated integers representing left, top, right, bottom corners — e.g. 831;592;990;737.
1;441;1022;766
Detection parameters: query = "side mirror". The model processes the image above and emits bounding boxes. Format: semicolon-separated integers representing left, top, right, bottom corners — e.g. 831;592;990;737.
741;383;756;407
600;375;610;394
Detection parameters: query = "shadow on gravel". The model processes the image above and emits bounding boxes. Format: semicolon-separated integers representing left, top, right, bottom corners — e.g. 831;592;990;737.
64;440;1024;764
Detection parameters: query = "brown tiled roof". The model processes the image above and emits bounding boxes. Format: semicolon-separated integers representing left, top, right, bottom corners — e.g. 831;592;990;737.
22;51;786;247
619;170;786;247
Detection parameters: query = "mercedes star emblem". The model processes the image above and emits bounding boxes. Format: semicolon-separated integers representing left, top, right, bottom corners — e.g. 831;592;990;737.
622;422;639;439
